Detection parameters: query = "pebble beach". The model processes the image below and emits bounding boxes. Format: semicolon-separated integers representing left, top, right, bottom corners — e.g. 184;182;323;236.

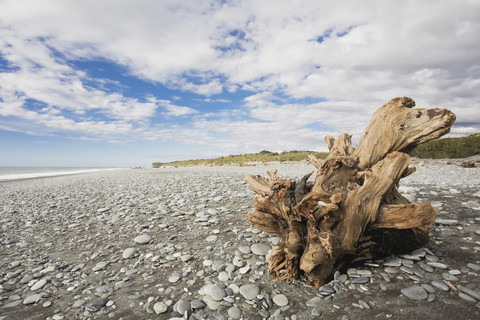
1;160;480;320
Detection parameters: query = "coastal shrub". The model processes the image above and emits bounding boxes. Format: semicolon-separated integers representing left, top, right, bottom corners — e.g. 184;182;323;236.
410;133;480;159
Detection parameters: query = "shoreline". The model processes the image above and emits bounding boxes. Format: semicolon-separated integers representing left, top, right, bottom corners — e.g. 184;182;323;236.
0;167;127;183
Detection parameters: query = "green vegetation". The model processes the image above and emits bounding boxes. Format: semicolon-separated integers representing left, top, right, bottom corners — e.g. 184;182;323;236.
410;133;480;159
152;150;329;167
152;134;480;167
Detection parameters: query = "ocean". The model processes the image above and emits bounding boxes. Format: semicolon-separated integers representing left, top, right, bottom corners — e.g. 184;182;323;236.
0;167;122;182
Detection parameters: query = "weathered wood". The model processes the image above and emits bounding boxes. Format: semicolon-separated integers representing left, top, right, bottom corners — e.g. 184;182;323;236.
246;97;456;287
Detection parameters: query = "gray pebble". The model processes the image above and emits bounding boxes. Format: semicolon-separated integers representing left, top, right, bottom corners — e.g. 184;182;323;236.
272;294;289;307
23;293;43;305
426;262;448;269
458;286;480;300
210;284;227;301
134;234;151;244
351;277;370;284
401;285;428;300
85;298;108;312
122;247;136;259
228;306;242;319
176;299;191;314
30;278;47;291
239;284;260;300
251;243;270;255
312;308;322;316
442;273;458;281
431;280;450;292
458;292;477;303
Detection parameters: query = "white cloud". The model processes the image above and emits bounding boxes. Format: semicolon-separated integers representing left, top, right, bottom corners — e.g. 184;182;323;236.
0;0;479;154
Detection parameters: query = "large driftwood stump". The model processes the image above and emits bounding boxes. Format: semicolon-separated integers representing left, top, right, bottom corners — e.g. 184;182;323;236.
246;97;456;287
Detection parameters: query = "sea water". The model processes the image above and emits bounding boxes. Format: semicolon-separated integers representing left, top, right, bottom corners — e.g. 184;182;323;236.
0;167;120;182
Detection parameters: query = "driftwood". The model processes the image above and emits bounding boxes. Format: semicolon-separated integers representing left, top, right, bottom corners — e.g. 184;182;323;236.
246;97;456;287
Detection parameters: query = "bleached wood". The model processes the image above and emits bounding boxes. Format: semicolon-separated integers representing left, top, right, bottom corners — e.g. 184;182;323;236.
246;97;455;287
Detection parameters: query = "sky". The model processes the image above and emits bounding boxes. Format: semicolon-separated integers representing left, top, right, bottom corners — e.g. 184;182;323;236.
0;0;479;167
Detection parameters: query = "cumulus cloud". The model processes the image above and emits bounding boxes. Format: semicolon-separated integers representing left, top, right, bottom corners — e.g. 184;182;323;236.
0;0;479;155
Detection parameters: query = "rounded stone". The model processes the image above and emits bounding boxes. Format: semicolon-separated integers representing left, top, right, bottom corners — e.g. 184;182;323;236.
431;280;450;292
401;285;428;300
134;234;152;244
272;294;289;307
122;247;136;259
85;298;108;312
31;278;47;291
210;284;226;301
92;261;108;272
176;299;191;314
238;246;252;254
23;294;43;305
153;302;168;314
239;284;260;300
203;295;221;310
251;243;270;256
228;306;242;319
206;235;217;242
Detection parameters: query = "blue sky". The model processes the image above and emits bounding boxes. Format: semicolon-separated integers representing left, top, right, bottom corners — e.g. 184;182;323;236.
1;0;479;167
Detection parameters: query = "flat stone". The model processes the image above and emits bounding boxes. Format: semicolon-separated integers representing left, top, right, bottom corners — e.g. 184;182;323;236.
351;277;370;284
442;273;458;281
191;299;206;309
181;254;192;262
23;294;44;305
205;235;217;242
384;257;402;267
176;299;191;314
435;219;459;225
467;263;480;271
239;246;252;254
92;261;108;272
458;292;477;303
272;294;289;307
419;262;434;273
85;298;108;312
421;284;436;294
31;278;47;291
153;302;168;314
122;247;136;259
228;306;242;319
210;284;226;301
72;299;87;308
431;280;450;292
401;285;428;300
306;296;323;307
251;243;270;256
134;234;151;244
458;286;480;300
426;262;448;269
203;295;221;310
169;273;181;283
239;284;260;300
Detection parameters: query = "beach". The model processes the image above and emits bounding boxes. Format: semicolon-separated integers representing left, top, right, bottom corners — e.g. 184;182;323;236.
0;161;479;320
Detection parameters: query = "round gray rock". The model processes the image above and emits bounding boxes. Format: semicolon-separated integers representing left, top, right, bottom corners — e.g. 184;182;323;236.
228;306;242;319
210;284;226;301
122;247;136;259
239;284;260;300
251;243;270;256
401;285;428;300
272;294;289;307
176;299;191;314
134;234;151;244
85;298;108;312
